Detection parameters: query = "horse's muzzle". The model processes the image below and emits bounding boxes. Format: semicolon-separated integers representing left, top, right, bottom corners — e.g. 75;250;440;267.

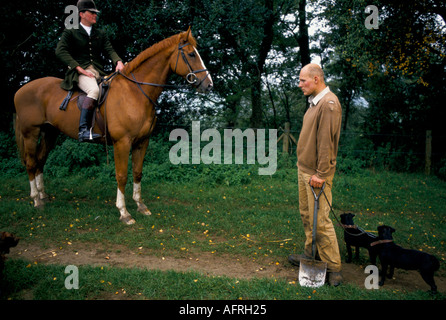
196;73;213;94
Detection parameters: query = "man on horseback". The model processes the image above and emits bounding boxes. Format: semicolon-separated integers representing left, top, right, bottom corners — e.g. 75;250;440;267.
55;0;124;142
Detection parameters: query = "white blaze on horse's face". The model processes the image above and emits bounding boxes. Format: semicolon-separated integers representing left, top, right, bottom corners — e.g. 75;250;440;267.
193;47;213;94
175;43;213;94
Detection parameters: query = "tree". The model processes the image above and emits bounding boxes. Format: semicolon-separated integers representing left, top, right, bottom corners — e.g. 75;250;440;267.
319;0;446;170
192;0;308;129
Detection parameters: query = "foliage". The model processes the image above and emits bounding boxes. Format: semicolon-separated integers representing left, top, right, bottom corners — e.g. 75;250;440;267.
0;128;23;176
44;138;109;177
2;1;446;301
319;0;446;173
2;0;445;176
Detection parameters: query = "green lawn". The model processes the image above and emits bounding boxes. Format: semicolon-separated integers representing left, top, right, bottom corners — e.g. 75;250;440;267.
1;166;445;300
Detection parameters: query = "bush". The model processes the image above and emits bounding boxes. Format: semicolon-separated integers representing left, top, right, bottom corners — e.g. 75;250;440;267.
45;139;110;177
142;162;255;186
437;157;446;181
0;129;23;177
337;156;366;175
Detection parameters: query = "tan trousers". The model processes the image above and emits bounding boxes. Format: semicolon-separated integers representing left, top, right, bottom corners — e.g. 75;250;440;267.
77;65;101;100
298;169;341;272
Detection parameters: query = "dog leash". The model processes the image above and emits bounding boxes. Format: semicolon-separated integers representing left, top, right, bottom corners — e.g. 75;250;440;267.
320;188;376;238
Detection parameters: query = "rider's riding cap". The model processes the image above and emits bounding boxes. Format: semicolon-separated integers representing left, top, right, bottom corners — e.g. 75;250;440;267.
77;0;100;13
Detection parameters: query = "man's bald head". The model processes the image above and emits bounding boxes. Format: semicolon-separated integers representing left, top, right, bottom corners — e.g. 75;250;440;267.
301;63;325;83
299;63;326;96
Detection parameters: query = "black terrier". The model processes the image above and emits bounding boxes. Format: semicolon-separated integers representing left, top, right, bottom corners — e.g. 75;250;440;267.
0;232;20;287
340;213;378;264
374;225;440;293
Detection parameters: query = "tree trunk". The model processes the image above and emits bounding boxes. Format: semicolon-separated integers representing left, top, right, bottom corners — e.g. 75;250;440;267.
250;0;275;128
298;0;310;67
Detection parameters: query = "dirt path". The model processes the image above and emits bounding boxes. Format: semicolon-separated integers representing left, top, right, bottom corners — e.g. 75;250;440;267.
9;241;445;294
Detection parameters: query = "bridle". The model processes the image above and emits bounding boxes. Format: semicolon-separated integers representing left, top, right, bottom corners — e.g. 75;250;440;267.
115;41;210;90
99;41;211;162
174;42;210;88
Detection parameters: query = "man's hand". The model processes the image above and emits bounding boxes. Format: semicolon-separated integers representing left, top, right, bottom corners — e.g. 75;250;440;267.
76;66;95;78
115;61;125;72
309;175;325;188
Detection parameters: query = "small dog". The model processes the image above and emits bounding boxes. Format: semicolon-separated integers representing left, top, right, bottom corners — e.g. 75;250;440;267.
0;232;20;287
340;213;378;264
374;225;440;293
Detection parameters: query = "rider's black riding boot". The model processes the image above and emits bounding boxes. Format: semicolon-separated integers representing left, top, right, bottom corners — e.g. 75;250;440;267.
78;97;101;142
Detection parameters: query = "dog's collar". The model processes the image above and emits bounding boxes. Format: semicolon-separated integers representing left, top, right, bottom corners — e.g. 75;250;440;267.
341;224;357;229
370;239;394;247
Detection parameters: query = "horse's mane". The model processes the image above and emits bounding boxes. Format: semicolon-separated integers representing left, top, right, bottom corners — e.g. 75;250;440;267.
124;31;197;74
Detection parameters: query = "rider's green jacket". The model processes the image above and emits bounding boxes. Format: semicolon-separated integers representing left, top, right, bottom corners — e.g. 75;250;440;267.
55;24;122;91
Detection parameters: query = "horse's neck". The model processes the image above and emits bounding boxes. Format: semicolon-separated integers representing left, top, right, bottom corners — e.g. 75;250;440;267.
130;48;173;94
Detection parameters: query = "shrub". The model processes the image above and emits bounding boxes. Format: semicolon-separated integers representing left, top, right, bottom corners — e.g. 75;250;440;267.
0;129;23;177
437;157;446;181
45;139;109;177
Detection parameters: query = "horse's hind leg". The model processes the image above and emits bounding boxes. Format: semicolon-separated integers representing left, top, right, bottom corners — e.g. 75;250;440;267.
35;125;59;201
22;126;45;208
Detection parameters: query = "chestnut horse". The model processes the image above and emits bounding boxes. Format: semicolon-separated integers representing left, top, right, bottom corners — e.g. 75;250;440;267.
14;29;213;225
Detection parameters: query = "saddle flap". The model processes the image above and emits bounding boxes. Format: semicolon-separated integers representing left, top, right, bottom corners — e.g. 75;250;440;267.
76;82;110;111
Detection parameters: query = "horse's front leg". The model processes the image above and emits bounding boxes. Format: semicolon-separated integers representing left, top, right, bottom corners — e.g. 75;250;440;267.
132;138;152;216
35;172;49;201
114;139;135;225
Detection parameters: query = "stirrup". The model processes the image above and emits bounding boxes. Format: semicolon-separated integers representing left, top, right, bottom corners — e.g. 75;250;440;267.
89;128;101;140
78;128;101;142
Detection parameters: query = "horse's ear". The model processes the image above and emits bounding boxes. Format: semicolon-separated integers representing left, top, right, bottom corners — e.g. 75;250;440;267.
181;26;191;44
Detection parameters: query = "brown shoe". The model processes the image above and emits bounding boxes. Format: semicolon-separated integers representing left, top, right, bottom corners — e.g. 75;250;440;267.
328;272;342;287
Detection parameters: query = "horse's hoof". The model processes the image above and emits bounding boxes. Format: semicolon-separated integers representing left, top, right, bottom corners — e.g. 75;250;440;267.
34;199;45;209
39;192;50;201
120;216;136;225
136;203;152;216
137;207;152;216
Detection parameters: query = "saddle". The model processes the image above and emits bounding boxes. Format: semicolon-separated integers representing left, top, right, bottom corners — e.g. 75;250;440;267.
59;76;114;136
59;80;111;111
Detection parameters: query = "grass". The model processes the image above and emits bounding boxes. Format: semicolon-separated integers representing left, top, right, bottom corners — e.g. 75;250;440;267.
3;259;438;301
1;164;445;300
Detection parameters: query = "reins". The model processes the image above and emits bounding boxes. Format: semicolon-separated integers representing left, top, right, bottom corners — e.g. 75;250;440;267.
117;70;183;89
316;185;377;238
99;41;209;163
116;41;210;91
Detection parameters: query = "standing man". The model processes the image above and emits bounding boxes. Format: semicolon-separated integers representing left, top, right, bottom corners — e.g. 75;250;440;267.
288;63;343;286
56;0;125;142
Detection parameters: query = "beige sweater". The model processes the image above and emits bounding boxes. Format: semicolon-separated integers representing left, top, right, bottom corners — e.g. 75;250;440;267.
297;90;342;179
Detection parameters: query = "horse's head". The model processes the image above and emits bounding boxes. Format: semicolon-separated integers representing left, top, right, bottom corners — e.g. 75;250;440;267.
171;28;213;94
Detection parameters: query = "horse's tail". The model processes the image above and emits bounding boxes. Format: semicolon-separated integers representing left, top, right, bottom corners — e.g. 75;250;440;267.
14;113;26;165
